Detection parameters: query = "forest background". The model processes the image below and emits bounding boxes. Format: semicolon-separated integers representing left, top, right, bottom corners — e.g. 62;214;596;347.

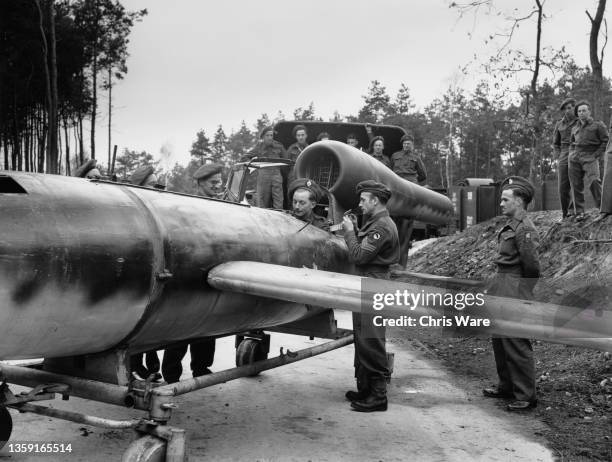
1;0;610;194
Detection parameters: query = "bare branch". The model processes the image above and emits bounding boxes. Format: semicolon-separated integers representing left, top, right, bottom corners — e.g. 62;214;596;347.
586;10;594;23
494;8;540;55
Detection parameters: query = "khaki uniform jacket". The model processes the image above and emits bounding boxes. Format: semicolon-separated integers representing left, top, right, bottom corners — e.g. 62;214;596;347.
570;117;609;159
493;210;540;296
390;150;427;183
344;209;399;269
300;212;330;231
370;152;390;168
552;115;578;158
286;142;308;162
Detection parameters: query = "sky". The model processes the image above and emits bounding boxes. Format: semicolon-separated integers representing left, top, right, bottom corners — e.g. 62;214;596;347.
96;0;605;167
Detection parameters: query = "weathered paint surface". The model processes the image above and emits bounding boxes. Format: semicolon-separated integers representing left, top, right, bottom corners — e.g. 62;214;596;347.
0;173;351;359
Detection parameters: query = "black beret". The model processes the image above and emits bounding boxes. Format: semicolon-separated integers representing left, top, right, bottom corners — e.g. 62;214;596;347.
288;178;321;202
401;133;414;143
259;126;276;139
292;124;307;137
574;100;591;117
130;165;155;186
356;180;391;201
559;97;576;111
194;163;223;181
502;176;535;204
316;132;330;141
73;159;97;178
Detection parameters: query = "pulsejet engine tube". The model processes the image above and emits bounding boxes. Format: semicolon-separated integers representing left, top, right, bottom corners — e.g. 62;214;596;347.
295;140;454;225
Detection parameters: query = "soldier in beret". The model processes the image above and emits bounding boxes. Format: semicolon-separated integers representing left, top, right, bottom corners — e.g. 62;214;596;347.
288;178;329;231
552;98;578;220
194;163;223;198
368;136;390;168
342;180;399;412
483;176;540;411
73;159;102;179
130;165;160;188
389;132;427;268
568;101;608;221
286;125;309;183
246;126;287;209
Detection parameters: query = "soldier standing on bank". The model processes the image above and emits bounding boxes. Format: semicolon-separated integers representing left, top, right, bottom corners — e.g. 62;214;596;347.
342;181;399;412
389;133;427;268
568;101;609;221
288;178;330;231
247;126;287;209
552;98;578;221
161;164;223;383
483;176;540;411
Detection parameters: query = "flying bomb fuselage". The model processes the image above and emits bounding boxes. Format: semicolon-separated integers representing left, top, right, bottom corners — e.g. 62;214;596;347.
0;172;351;360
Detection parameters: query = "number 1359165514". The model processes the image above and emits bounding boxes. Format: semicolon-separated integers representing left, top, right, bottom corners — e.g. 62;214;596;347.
5;442;73;454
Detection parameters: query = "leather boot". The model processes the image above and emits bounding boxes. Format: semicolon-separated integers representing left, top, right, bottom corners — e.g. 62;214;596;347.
351;378;387;412
345;378;369;402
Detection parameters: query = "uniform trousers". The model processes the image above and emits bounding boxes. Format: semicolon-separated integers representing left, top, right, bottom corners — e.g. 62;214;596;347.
557;151;574;216
392;217;414;268
569;153;602;214
353;271;389;385
600;151;612;214
257;169;283;209
131;351;160;377
162;338;216;384
489;272;536;402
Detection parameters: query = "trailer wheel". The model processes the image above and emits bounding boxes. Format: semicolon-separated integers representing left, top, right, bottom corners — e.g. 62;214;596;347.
0;407;12;450
236;338;268;374
121;435;166;462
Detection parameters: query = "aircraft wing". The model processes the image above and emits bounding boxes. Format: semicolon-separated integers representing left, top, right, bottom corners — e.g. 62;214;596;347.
208;261;612;351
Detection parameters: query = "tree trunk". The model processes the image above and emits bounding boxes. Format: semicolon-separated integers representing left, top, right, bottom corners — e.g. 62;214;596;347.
108;66;112;170
528;0;544;184
78;115;84;163
587;0;607;119
3;136;8;170
35;0;52;173
64;115;71;175
90;0;99;160
446;118;454;188
49;0;59;173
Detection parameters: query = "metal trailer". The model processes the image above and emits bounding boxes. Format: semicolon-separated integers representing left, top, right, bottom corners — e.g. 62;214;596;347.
1;334;353;461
